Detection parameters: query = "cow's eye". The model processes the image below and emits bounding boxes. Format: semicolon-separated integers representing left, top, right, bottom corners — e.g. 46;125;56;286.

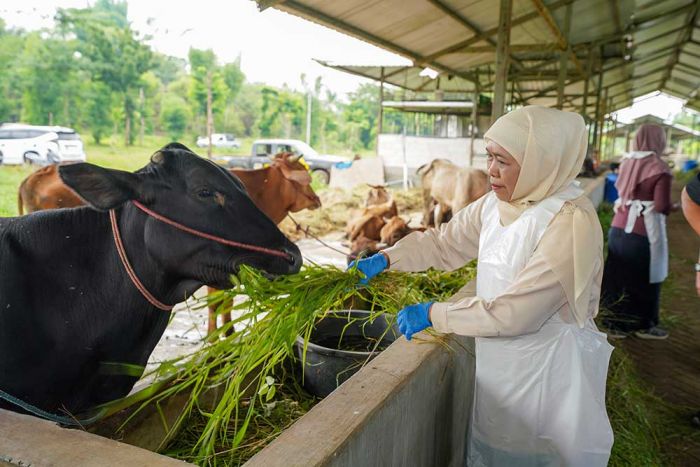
197;188;213;198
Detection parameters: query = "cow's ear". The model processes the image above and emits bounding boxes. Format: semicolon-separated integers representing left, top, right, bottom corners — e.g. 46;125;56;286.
59;163;142;211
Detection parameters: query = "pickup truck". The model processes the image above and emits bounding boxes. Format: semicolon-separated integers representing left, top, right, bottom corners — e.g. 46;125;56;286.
214;138;350;184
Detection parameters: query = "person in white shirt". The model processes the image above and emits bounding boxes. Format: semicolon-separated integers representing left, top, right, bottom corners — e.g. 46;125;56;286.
351;106;614;466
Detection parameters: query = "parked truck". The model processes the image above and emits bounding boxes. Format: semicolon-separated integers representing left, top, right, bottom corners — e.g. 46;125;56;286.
214;139;350;184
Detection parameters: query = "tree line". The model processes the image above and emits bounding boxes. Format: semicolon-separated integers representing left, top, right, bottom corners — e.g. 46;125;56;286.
0;0;384;153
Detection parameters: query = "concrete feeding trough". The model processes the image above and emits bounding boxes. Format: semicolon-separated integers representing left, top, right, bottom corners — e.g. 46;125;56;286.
247;334;475;467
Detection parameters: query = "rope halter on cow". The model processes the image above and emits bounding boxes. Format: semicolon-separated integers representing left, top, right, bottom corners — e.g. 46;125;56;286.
109;200;294;311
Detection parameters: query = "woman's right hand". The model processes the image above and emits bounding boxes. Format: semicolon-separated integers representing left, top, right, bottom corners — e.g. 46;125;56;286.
348;252;388;284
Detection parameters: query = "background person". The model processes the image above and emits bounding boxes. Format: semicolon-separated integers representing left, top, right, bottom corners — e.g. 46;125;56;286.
680;171;700;427
352;106;613;466
601;124;673;339
681;171;700;297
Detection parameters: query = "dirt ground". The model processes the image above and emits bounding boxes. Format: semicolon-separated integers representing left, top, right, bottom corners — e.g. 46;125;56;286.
617;181;700;466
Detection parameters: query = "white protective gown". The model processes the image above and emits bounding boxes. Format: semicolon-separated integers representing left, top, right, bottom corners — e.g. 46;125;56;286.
385;186;614;467
469;186;613;466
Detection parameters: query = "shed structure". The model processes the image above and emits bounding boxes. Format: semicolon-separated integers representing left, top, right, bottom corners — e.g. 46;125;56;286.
258;0;700;158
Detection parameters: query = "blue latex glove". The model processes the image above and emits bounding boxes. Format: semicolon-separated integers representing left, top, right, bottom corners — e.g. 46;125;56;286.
397;302;434;340
348;253;388;284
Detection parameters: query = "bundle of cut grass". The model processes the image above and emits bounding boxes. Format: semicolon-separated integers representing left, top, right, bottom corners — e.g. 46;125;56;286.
124;263;475;465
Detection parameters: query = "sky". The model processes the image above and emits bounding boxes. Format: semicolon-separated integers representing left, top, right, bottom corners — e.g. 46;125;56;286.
0;0;693;118
0;0;408;97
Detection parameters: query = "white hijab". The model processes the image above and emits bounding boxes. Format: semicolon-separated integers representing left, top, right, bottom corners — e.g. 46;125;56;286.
484;106;603;327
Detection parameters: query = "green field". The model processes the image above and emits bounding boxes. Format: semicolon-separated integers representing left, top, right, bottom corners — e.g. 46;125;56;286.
0;136;259;217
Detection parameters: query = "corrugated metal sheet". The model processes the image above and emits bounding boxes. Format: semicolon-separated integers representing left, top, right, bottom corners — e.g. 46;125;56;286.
261;0;700;114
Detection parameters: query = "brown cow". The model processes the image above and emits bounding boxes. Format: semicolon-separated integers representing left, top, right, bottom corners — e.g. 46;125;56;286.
18;164;84;214
347;235;381;264
364;184;398;218
346;185;398;239
233;153;321;224
417;159;489;226
207;153;321;335
380;216;411;246
365;184;391;206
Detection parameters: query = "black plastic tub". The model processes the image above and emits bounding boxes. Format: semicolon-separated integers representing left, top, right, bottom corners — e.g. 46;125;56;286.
294;310;399;398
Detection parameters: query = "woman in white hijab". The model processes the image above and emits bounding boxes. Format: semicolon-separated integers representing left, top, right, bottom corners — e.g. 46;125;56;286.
351;106;614;466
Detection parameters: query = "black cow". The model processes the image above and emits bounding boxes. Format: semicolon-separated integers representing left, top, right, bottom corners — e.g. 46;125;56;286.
0;143;301;417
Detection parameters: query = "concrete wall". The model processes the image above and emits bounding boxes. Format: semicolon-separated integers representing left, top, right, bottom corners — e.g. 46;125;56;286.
0;409;190;467
580;173;607;209
246;334;475;467
378;134;487;183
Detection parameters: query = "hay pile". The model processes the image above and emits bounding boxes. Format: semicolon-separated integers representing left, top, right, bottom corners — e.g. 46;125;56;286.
280;186;424;241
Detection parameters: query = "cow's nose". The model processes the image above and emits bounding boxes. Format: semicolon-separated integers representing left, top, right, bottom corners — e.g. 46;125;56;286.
282;246;302;273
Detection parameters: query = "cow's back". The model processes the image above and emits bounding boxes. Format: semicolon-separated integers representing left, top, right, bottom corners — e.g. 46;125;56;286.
18;165;84;214
431;167;489;212
430;164;459;206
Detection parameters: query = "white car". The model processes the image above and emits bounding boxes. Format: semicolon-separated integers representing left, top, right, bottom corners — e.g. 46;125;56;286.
0;124;86;165
196;133;241;149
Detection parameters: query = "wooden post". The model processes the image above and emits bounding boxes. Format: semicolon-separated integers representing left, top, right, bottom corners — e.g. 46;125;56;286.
592;49;604;153
582;48;592;118
609;112;618;159
625;128;631;152
470;69;480;167
598;88;608;155
556;2;573;109
693;113;699;157
491;0;512;124
376;67;384;156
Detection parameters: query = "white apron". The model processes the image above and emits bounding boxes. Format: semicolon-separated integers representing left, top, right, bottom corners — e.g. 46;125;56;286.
468;184;614;467
614;198;668;283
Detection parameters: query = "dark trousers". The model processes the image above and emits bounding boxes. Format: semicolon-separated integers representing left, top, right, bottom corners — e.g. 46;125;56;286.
601;227;661;331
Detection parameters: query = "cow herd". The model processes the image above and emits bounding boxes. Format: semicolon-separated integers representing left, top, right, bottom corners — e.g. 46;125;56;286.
345;160;489;262
0;144;489;418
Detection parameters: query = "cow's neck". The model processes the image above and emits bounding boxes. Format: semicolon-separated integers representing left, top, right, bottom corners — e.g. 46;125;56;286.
235;167;291;224
32;206;199;309
112;204;202;306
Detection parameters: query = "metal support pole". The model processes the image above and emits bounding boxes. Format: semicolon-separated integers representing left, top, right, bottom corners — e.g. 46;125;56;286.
598;89;609;156
470;69;480;167
582;47;592;118
491;0;512;123
377;67;384;156
593;49;604;154
556;1;572;109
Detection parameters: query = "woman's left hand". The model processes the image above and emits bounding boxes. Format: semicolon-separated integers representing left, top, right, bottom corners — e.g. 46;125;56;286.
397;302;434;340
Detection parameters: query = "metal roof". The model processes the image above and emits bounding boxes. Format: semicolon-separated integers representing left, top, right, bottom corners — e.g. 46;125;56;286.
259;0;700;115
382;100;474;114
313;60;476;93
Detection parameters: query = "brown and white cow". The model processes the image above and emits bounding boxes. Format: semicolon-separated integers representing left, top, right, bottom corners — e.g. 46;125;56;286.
417;159;489;227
